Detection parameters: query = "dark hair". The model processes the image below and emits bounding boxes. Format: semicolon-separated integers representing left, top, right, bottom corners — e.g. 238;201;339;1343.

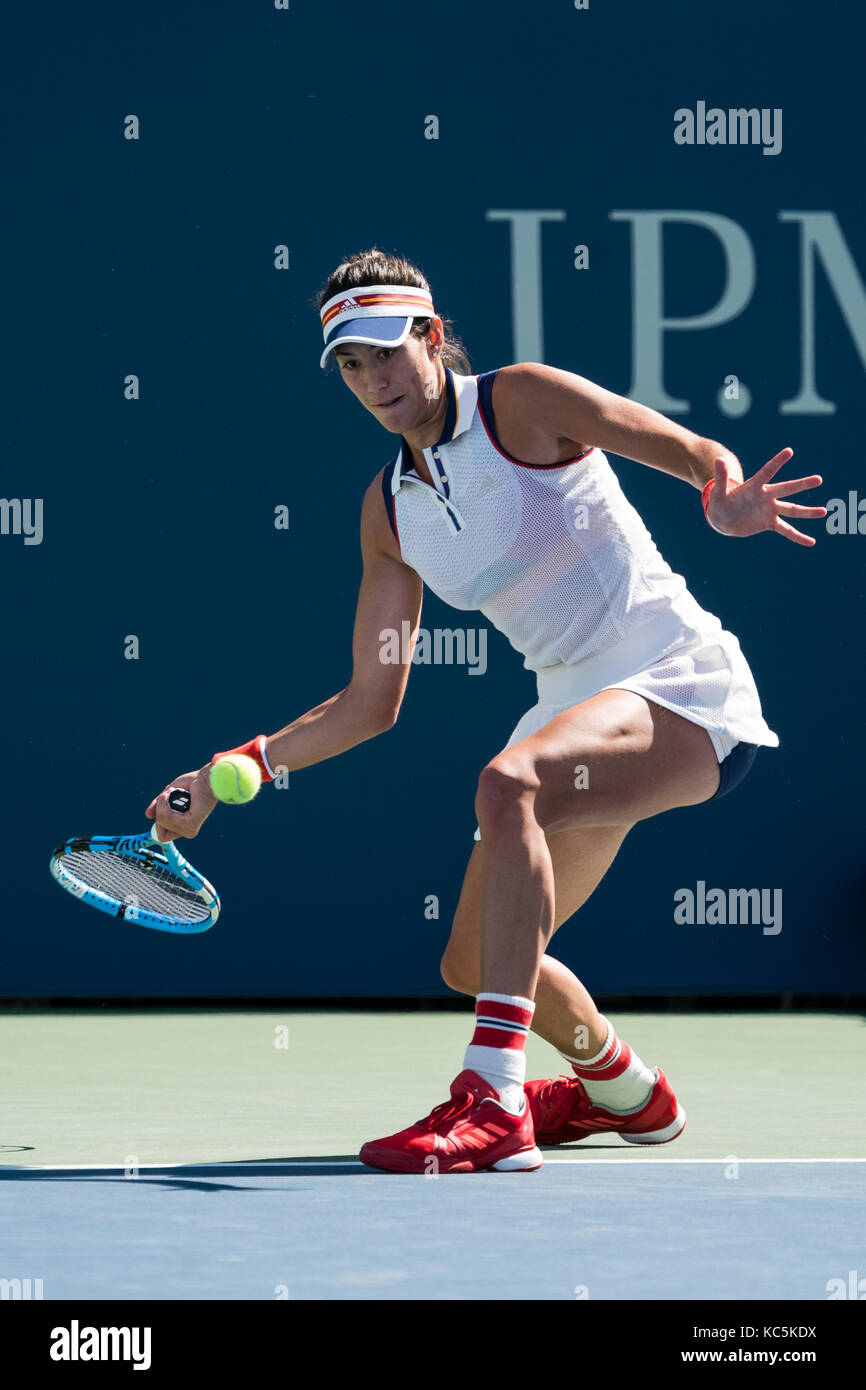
314;248;471;374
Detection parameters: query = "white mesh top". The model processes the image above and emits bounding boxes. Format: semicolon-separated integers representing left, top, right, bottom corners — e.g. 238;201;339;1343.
380;367;779;753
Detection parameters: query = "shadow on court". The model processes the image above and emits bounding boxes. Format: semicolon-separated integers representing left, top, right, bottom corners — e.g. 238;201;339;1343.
0;1170;268;1193
0;1157;369;1181
0;1145;626;1184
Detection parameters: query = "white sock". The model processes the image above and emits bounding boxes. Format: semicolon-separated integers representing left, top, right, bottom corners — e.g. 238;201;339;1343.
558;1015;657;1113
463;1044;526;1116
463;991;534;1116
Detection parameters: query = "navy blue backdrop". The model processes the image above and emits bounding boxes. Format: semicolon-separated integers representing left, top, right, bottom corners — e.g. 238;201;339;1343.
3;0;864;996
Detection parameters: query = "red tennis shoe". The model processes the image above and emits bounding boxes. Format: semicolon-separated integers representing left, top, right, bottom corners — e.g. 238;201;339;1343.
525;1068;686;1146
359;1069;544;1173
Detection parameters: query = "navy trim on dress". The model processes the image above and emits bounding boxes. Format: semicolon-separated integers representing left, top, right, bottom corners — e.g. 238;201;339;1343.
476;369;592;468
709;741;759;800
381;458;398;538
436;365;458;445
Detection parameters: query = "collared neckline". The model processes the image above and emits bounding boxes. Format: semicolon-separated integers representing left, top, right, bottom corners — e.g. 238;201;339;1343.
393;368;479;490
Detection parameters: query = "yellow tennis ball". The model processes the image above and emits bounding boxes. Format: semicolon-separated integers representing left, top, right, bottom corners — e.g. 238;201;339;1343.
209;754;261;805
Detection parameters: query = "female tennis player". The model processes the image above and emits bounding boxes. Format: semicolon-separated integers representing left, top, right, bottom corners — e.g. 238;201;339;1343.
147;248;825;1173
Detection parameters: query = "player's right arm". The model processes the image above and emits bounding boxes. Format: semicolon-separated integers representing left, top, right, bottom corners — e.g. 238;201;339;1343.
146;474;423;839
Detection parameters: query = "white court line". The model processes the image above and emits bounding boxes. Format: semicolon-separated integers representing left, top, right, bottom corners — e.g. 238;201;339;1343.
544;1157;866;1165
3;1156;865;1172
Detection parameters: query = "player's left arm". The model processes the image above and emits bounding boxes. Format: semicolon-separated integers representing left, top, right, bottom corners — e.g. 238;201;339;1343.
502;362;826;547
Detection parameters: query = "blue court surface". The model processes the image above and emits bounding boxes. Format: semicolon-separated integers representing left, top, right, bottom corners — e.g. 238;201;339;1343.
2;1158;862;1300
3;1010;863;1301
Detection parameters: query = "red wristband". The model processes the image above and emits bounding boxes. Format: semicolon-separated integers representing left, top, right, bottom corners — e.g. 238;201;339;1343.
701;478;716;518
211;735;275;783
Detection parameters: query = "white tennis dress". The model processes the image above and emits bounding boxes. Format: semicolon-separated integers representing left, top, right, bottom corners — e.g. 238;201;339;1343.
380;367;779;780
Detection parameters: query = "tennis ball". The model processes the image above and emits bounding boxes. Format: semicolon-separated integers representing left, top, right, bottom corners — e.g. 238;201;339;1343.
209;754;262;805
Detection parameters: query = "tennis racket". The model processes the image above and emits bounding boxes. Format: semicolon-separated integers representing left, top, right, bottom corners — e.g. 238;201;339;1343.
50;789;220;933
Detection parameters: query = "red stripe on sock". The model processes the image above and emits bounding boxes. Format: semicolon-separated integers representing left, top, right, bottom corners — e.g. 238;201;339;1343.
472;1024;527;1050
572;1038;632;1081
471;998;533;1052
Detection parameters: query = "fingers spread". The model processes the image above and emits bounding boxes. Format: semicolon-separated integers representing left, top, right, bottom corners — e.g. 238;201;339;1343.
754;448;795;482
765;474;823;497
775;502;828;518
775;517;816;546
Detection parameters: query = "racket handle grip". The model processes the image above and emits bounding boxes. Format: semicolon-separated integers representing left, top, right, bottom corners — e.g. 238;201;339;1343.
151;787;191;844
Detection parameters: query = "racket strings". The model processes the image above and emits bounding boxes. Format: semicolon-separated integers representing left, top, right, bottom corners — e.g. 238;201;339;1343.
58;848;211;922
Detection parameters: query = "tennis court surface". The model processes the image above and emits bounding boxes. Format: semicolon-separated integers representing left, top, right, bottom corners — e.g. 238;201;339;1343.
2;1009;863;1300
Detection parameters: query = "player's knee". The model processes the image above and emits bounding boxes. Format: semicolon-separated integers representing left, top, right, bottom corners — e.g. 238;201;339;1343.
440;949;478;997
475;756;538;836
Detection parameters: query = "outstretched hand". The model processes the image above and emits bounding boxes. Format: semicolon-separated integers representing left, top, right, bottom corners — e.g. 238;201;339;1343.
706;449;826;546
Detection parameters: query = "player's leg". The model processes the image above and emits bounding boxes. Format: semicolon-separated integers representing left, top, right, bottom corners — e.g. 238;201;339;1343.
473;689;719;1010
447;688;717;1131
441;822;684;1144
440;823;631;1057
359;691;718;1170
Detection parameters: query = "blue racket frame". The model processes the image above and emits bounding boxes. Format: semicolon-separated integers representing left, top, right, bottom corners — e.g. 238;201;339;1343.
50;822;220;934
